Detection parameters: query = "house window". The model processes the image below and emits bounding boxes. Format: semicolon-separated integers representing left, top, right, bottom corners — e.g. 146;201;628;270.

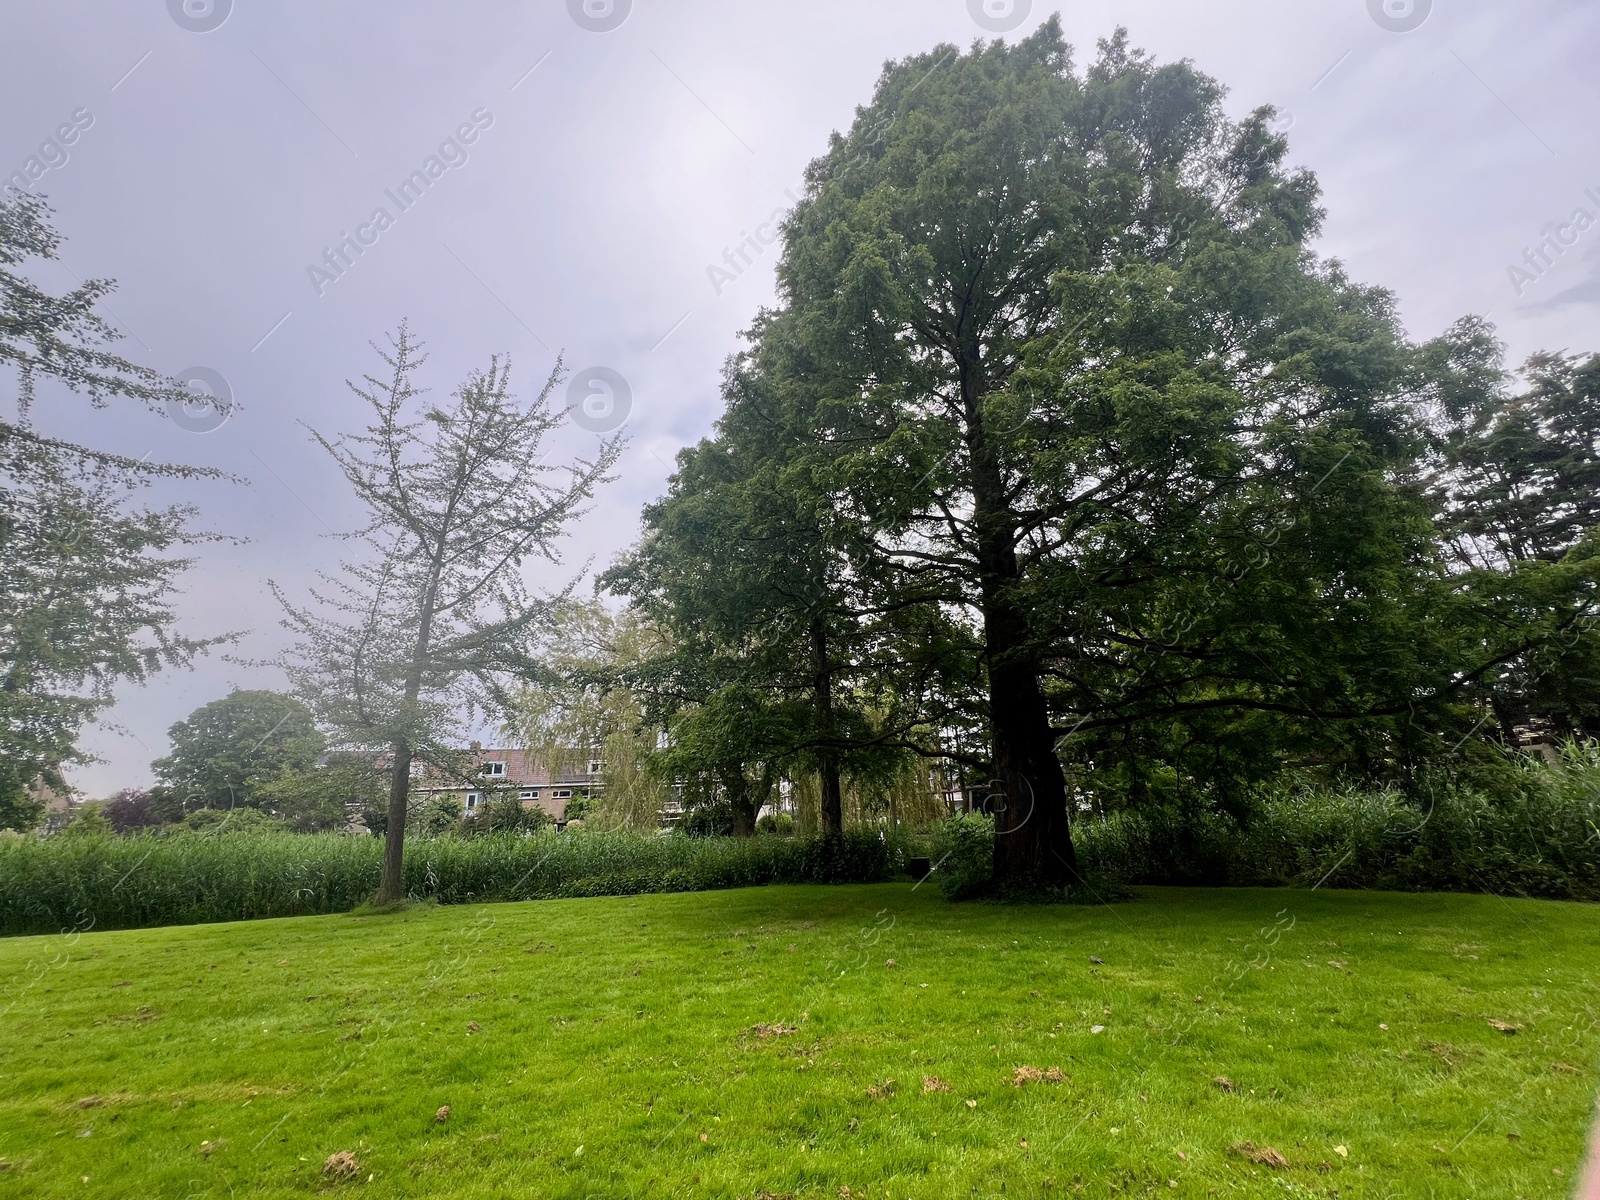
552;789;572;799
587;760;602;775
481;762;506;777
465;792;481;809
520;790;537;800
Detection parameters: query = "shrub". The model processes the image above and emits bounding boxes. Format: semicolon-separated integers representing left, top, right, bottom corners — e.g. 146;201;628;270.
412;796;462;837
463;794;551;836
931;814;995;899
255;764;381;834
756;812;796;835
1075;743;1600;899
58;805;114;839
681;802;734;838
179;807;286;835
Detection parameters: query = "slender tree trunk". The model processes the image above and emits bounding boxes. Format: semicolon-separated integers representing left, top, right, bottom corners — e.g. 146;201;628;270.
377;738;412;903
377;555;444;904
810;616;844;837
959;355;1079;889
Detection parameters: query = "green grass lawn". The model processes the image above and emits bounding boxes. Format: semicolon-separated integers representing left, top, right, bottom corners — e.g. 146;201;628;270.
0;884;1595;1198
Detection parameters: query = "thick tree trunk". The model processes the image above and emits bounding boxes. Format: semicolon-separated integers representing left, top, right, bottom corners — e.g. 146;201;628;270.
811;617;844;837
725;770;758;837
960;356;1079;890
378;738;411;904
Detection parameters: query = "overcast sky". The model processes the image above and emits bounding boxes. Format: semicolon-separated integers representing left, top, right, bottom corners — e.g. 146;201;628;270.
4;0;1597;795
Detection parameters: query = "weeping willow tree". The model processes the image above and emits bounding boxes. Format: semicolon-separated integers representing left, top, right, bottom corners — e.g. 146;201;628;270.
506;599;670;829
788;757;946;834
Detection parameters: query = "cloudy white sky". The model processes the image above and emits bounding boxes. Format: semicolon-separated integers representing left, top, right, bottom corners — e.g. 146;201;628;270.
4;0;1597;795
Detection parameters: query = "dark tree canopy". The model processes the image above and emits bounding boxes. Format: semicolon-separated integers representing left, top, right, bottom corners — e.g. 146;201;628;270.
606;23;1600;890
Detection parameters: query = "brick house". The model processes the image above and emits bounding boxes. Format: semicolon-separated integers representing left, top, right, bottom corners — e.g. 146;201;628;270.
414;748;603;822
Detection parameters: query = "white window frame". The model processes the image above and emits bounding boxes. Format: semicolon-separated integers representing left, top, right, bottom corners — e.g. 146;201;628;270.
465;792;481;809
481;761;506;777
519;790;537;800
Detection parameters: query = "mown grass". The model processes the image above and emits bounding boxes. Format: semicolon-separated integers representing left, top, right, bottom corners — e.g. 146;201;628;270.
1;883;1595;1198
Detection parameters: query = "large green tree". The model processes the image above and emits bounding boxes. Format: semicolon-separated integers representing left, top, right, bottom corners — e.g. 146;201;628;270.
765;24;1472;886
1420;321;1600;744
603;314;936;837
152;689;325;810
0;192;232;828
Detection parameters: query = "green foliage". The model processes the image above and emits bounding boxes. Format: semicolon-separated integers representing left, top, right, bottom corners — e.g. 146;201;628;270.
463;792;551;836
930;814;996;900
0;760;46;832
152;690;324;810
57;804;112;839
0;193;234;806
756;811;795;835
1075;745;1600;898
178;807;286;835
505;601;669;831
0;830;892;935
1419;322;1600;744
681;801;734;838
412;795;463;838
253;759;384;833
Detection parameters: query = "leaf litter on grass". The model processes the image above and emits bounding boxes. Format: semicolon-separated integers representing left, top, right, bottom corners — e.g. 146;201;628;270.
1012;1065;1066;1087
746;1022;798;1040
322;1151;360;1179
1231;1141;1289;1168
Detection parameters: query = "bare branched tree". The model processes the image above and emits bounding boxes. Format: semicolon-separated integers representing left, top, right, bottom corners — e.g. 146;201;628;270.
275;325;621;903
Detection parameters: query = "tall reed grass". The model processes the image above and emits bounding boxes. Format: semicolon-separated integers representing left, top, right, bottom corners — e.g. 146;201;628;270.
0;829;892;937
1081;744;1600;897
